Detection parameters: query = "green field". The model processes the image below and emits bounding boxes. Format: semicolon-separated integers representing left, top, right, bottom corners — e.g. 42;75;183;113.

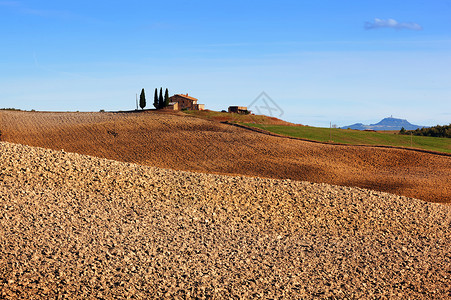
243;123;451;154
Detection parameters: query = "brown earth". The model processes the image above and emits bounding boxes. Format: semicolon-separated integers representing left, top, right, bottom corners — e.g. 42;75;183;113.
1;110;450;203
184;109;299;125
1;142;450;298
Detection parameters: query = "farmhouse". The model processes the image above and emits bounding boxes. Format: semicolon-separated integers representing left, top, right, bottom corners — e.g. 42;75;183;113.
169;94;205;110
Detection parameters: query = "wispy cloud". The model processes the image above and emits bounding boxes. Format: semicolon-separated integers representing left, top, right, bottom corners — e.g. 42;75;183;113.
365;18;423;31
0;1;20;7
0;1;62;17
1;1;103;24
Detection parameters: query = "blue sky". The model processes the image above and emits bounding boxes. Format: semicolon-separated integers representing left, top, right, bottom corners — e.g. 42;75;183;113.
1;0;450;127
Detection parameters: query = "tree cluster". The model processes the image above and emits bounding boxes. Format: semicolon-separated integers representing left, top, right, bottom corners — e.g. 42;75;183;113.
154;88;170;109
400;124;451;138
138;88;170;110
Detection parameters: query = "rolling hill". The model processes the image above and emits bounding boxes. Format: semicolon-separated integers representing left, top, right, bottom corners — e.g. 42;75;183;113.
1;141;450;298
1;110;450;203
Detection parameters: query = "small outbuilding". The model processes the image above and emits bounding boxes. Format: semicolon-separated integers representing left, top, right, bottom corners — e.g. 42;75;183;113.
163;102;179;111
228;106;249;114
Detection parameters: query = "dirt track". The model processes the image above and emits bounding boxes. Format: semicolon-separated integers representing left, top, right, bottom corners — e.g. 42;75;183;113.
1;142;450;298
1;110;450;203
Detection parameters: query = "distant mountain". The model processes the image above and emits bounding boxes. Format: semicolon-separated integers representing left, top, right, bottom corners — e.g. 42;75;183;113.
341;117;424;131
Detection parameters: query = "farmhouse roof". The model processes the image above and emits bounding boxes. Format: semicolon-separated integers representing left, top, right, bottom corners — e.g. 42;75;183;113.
173;93;198;101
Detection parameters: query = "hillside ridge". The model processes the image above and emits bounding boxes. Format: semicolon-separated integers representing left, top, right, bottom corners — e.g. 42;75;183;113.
226;122;451;157
1;110;450;203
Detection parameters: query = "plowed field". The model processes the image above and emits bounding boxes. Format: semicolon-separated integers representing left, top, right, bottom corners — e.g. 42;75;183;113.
1;110;450;203
1;142;450;298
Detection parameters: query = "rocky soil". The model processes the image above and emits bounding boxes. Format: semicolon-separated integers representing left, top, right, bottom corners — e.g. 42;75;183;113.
1;141;450;298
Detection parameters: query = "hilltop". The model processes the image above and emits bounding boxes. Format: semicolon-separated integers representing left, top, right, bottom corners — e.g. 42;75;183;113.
1;110;450;203
342;117;424;131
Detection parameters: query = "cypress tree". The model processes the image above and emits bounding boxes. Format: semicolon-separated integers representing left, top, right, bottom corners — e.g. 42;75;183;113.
153;88;159;109
158;87;164;109
164;88;169;107
139;88;146;110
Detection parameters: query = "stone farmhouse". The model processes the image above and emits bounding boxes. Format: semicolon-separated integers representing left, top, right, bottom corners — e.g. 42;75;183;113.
167;94;205;111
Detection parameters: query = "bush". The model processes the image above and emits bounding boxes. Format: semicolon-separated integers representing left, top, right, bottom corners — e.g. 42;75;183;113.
400;124;451;138
0;108;21;111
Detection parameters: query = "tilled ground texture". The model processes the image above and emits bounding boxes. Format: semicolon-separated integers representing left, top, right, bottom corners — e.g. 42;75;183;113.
1;110;450;203
1;142;450;299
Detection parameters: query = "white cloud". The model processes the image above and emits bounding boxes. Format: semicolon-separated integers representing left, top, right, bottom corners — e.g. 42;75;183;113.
365;18;423;31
